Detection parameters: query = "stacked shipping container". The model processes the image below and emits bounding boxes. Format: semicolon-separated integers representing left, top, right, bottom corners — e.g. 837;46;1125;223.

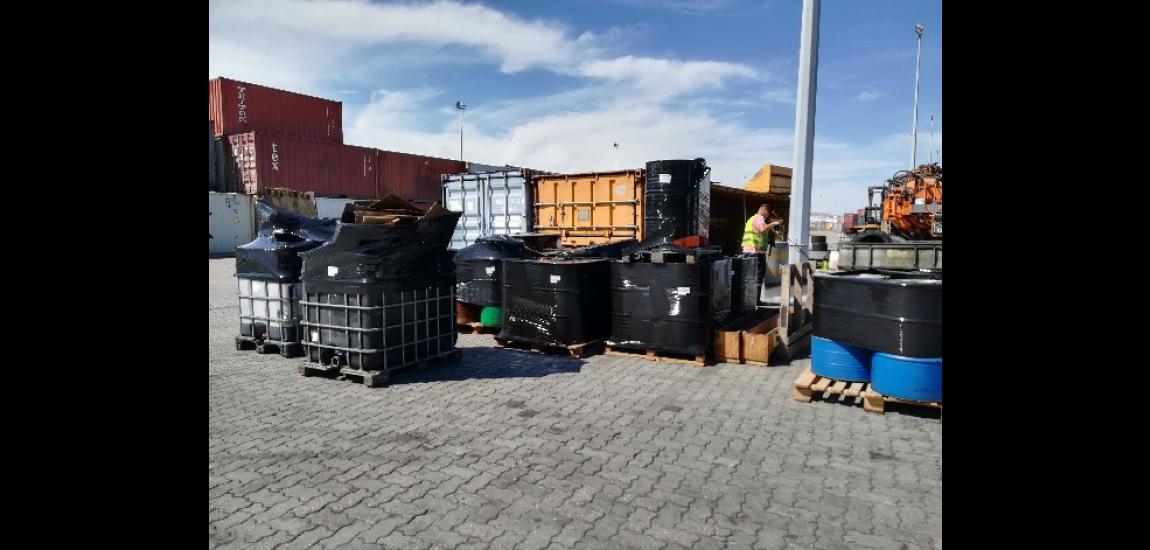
210;78;343;143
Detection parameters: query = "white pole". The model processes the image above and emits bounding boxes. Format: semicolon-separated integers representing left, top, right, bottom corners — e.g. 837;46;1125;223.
912;24;923;169
788;0;820;264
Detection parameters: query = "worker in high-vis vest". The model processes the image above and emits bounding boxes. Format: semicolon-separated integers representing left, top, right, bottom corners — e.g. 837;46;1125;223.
742;204;781;254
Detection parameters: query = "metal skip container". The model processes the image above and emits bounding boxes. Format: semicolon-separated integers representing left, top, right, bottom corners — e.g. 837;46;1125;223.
443;170;532;250
209;192;255;256
532;170;644;247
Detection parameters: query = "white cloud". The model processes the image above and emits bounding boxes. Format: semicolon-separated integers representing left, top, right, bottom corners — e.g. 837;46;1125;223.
211;0;930;215
854;90;882;102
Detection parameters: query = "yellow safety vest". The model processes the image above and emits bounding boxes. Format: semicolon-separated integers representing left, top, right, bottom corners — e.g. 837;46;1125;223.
742;216;766;251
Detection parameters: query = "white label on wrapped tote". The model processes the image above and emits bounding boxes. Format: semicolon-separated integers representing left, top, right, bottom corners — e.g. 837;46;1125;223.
327;266;339;276
659;173;672;183
676;287;691;295
485;266;496;276
310;331;319;342
550;275;561;284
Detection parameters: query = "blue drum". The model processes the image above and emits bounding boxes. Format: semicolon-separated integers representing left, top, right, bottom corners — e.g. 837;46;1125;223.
811;337;873;382
870;353;942;402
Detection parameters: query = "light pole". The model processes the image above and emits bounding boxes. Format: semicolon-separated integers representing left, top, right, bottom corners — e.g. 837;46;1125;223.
788;0;820;264
455;101;466;163
911;23;923;169
613;142;619;170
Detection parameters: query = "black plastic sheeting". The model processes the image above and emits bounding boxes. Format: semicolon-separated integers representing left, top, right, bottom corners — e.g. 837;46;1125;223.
542;238;640;260
498;258;612;345
644;159;711;242
608;256;727;356
236;200;338;281
455;235;534;306
813;272;942;357
730;255;761;314
300;209;462;292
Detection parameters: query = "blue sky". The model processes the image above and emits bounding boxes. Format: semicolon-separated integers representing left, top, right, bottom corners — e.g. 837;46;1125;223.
209;0;941;215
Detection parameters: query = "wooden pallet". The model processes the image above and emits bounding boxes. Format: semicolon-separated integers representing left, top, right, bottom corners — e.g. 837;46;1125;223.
456;322;498;335
792;367;941;415
235;336;303;358
494;337;602;358
604;345;708;366
298;349;462;387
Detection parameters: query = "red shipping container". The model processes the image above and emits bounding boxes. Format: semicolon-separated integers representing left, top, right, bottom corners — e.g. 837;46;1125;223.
210;77;343;143
377;151;465;204
228;132;377;198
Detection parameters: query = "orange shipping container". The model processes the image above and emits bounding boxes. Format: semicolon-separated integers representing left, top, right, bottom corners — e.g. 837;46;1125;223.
532;170;644;246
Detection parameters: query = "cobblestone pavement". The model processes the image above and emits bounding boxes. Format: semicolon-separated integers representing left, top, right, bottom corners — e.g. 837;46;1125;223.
210;259;941;549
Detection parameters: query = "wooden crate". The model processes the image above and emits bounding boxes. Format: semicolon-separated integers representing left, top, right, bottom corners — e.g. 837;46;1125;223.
711;310;779;366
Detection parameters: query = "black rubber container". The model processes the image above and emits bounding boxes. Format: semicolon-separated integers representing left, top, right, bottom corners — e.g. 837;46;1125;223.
498;258;612;345
608;256;725;356
454;235;531;306
730;255;761;314
644;159;711;242
812;272;942;357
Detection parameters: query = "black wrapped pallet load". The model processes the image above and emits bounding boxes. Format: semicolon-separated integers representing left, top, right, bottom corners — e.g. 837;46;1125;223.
608;255;729;356
298;195;462;372
235;201;337;352
730;255;760;314
455;235;532;307
300;196;462;289
498;258;612;345
812;272;942;357
644;159;711;242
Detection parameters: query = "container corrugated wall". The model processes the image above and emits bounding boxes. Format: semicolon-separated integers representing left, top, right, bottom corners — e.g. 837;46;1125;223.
531;170;644;246
443;170;532;249
378;151;466;204
209;192;255;256
228;132;378;198
209;77;343;143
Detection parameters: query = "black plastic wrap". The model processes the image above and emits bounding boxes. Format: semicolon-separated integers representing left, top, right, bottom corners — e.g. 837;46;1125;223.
813;272;942;357
236;200;338;281
498;258;612;345
730;255;761;314
542;239;640;260
644;159;711;241
300;207;462;291
608;257;724;356
455;235;532;306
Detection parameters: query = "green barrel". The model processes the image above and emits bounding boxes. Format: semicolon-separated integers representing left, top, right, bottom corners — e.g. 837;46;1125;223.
480;306;503;327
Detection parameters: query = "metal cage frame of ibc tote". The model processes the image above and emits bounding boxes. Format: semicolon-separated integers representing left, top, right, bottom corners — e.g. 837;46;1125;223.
236;278;306;357
298;285;460;386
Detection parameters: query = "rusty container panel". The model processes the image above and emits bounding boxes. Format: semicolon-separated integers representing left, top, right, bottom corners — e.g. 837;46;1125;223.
209;77;343;143
531;170;644;246
377;151;466;204
228;132;378;198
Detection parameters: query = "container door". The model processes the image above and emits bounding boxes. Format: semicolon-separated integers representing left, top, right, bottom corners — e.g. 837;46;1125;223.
209;193;254;256
444;174;483;249
487;171;528;237
533;177;560;237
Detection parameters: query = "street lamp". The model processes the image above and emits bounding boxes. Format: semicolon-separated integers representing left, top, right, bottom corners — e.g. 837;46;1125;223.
455;101;466;163
911;23;924;169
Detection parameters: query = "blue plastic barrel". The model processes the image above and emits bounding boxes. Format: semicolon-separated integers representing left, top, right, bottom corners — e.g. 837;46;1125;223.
870;353;942;402
811;337;873;382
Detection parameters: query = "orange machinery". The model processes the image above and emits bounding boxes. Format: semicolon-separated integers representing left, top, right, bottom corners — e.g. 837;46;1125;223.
855;163;942;241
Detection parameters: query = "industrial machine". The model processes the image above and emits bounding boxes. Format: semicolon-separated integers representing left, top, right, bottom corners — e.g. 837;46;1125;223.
850;163;941;243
